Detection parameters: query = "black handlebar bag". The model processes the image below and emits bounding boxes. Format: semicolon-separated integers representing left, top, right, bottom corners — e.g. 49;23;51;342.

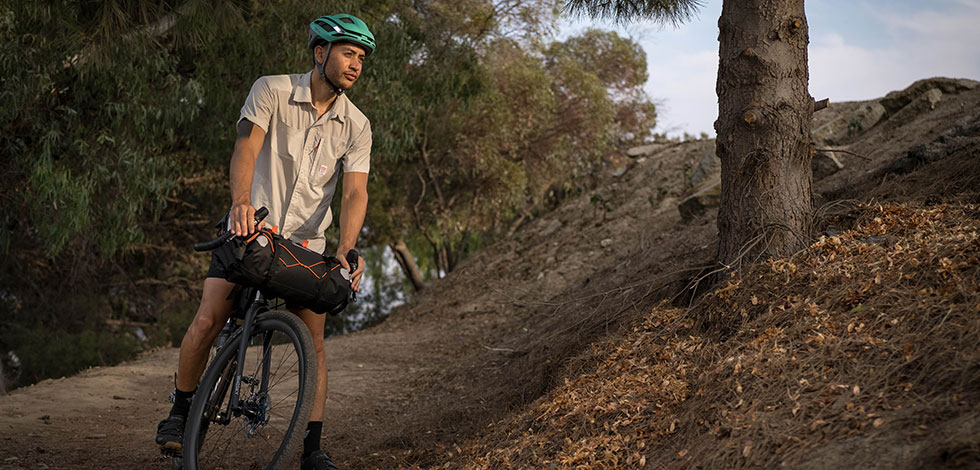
213;229;352;315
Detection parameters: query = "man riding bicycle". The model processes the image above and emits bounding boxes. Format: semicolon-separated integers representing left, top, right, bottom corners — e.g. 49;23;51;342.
155;14;375;470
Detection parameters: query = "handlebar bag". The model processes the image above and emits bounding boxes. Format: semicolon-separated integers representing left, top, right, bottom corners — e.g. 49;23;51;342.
214;229;351;315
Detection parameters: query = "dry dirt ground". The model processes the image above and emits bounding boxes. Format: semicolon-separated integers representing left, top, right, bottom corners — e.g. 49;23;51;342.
1;77;978;469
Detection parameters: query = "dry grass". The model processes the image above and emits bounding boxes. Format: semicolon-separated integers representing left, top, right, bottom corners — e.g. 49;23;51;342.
438;203;980;469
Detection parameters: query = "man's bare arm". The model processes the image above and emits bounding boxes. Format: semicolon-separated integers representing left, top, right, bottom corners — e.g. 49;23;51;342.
336;171;369;291
229;119;266;236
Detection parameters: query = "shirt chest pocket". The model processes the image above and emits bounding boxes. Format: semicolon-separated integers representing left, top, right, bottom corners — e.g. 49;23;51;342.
275;118;306;162
309;123;353;183
310;145;345;185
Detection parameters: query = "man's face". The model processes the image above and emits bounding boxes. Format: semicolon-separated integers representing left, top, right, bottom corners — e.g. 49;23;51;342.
317;42;366;89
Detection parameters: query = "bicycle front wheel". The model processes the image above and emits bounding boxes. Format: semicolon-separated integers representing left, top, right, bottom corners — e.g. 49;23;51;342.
183;310;317;470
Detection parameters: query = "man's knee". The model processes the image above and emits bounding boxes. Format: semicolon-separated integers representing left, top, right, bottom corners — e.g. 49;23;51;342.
189;306;224;336
292;307;326;355
188;278;235;338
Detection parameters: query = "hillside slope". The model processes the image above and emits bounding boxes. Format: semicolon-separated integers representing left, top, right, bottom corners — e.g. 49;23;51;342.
0;77;977;470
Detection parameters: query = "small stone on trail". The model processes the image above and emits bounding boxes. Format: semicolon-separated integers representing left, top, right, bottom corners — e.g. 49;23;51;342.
112;395;126;400
600;238;613;248
539;219;562;238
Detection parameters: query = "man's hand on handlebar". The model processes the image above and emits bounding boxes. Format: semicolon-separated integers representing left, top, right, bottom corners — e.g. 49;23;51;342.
230;203;265;236
336;250;365;292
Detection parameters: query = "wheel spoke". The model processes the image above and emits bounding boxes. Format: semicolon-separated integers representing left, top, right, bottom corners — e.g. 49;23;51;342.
183;311;312;470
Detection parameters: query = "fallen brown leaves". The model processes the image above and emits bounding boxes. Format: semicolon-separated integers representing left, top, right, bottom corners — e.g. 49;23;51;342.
442;204;980;469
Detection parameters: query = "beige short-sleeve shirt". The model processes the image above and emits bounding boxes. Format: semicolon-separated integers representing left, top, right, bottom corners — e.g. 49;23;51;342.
238;72;371;253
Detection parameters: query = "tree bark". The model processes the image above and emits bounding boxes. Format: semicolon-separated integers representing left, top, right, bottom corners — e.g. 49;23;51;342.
390;239;425;291
715;0;814;269
0;357;6;395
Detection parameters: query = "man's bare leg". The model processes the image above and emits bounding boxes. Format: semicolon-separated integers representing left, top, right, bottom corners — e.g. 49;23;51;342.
157;277;236;450
176;277;237;391
292;307;328;420
292;307;332;467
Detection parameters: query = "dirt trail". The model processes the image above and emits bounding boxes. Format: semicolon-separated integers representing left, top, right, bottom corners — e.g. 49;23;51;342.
2;77;977;470
0;325;434;469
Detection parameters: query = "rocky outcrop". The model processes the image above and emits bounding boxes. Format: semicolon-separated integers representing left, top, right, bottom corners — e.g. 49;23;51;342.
879;77;978;116
811;77;978;146
812;101;886;145
880;88;944;131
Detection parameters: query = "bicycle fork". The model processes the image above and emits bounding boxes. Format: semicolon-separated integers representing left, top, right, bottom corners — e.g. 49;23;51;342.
226;296;273;433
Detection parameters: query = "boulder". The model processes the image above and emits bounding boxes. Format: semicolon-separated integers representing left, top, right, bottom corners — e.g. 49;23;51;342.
811;149;844;180
882;88;943;131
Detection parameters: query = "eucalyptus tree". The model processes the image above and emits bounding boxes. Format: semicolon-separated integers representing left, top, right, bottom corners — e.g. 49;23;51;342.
567;0;816;270
355;1;656;282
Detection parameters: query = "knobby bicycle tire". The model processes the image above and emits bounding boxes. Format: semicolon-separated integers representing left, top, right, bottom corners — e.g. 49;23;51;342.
182;310;317;470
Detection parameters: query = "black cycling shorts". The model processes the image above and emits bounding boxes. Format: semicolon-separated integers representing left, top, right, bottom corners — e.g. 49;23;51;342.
205;251;228;279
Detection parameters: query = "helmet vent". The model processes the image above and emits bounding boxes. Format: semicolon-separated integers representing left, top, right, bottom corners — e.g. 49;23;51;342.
340;17;355;24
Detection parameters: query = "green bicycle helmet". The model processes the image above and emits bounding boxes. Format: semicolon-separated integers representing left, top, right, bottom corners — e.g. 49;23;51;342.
309;14;376;56
308;14;375;95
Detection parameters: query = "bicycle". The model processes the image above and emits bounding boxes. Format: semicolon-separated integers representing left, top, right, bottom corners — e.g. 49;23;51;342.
171;207;356;470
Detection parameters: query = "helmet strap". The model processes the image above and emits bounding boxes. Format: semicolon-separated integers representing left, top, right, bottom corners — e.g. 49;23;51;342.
315;43;346;96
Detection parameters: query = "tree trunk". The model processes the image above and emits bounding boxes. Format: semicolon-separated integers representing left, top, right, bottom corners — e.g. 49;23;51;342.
0;357;6;395
715;0;814;269
390;239;425;291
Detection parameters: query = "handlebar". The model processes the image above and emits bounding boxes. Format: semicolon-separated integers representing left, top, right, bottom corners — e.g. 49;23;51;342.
193;207;269;252
342;249;359;279
343;249;359;303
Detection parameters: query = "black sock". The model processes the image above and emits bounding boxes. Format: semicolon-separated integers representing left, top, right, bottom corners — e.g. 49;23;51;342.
303;421;323;458
171;387;196;418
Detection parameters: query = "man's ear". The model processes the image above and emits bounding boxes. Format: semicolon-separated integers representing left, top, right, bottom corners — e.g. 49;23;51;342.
314;44;326;64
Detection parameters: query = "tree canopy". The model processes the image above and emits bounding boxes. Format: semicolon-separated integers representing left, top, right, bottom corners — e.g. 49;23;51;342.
0;0;658;386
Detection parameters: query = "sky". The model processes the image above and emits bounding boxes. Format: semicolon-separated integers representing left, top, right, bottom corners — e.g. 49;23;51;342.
560;0;980;137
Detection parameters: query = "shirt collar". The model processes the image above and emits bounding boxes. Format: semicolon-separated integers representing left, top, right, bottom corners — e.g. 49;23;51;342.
292;71;313;104
293;71;348;123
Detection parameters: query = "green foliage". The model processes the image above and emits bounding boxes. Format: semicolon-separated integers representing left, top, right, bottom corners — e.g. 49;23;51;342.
0;0;662;387
358;17;657;273
564;0;702;25
2;321;142;386
0;3;210;258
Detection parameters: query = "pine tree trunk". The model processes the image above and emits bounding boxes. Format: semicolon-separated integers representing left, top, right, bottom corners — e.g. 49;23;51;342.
715;0;814;268
390;239;425;291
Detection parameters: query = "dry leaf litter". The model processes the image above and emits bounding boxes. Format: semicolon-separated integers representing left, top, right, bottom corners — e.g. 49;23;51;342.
438;203;980;469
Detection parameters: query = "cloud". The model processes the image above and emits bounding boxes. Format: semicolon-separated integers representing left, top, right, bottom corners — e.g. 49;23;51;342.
610;0;980;137
808;33;908;102
646;49;718;137
810;1;980;104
